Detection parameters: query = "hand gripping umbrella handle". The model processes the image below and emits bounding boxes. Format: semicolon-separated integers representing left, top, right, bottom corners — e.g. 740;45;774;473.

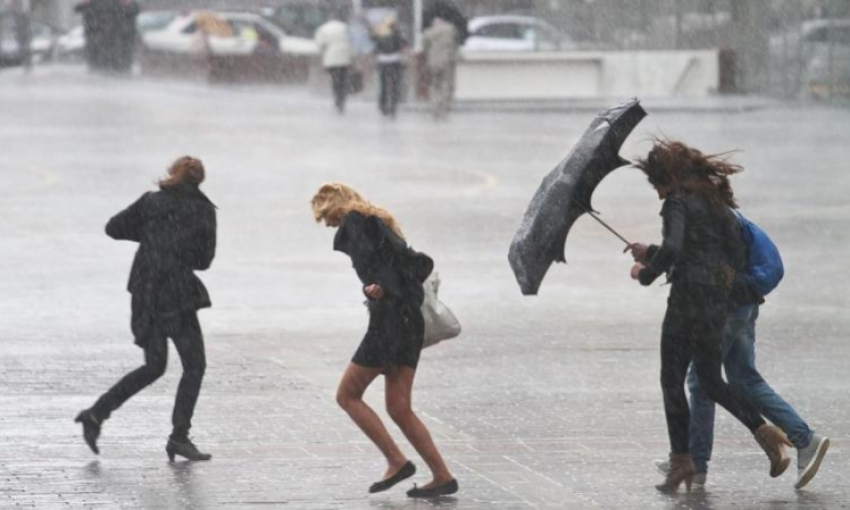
573;199;630;246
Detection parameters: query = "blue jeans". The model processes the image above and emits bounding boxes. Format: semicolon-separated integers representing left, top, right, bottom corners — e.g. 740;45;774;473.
687;303;813;473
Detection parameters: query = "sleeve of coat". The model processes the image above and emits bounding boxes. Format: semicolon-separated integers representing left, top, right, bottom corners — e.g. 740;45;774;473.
638;196;686;285
334;212;404;298
105;192;149;242
193;205;217;271
334;212;379;284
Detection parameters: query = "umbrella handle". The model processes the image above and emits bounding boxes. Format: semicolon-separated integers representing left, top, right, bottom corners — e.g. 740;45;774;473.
573;199;630;246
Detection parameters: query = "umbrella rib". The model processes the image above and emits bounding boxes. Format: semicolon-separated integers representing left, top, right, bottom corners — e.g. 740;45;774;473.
573;199;630;246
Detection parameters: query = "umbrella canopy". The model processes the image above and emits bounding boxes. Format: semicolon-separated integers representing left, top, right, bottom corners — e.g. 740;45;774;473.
422;0;468;44
508;99;647;296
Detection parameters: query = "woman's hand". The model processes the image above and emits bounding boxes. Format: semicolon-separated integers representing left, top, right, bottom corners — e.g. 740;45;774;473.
624;242;649;263
364;284;384;300
630;263;645;281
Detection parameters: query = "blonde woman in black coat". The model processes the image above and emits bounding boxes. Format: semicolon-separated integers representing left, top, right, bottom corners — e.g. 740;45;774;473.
75;156;217;462
311;183;458;498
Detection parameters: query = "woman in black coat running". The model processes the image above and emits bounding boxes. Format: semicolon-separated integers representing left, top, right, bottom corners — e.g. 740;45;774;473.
75;156;217;462
626;141;791;492
311;183;458;498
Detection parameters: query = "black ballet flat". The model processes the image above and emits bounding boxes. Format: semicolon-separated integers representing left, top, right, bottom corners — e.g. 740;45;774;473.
369;461;416;493
406;478;459;498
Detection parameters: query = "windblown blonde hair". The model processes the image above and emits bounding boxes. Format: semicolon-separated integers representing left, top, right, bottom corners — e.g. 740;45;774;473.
310;183;404;239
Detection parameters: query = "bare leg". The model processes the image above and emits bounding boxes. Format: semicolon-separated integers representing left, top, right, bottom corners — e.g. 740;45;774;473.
385;366;454;488
337;363;408;479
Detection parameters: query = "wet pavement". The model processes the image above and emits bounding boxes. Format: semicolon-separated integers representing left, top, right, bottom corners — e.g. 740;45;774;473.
1;66;848;509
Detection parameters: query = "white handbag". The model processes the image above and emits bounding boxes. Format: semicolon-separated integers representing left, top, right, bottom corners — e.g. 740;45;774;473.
421;272;461;348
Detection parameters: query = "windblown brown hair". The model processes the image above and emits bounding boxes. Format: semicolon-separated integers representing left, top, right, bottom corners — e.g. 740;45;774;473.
634;139;742;210
159;156;205;189
310;183;404;239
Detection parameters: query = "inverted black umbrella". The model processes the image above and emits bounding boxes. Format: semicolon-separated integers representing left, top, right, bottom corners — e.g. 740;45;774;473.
508;99;647;295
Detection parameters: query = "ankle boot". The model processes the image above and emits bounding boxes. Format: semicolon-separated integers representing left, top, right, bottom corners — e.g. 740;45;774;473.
74;410;101;455
166;438;212;462
655;453;695;493
754;424;792;477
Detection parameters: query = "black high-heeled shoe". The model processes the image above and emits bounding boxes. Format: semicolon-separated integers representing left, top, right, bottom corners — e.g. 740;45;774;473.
369;461;416;493
74;410;101;455
406;478;459;498
166;438;212;462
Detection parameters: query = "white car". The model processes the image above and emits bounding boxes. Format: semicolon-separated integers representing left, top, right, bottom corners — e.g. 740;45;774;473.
53;24;84;62
0;14;63;66
463;15;574;53
142;11;317;57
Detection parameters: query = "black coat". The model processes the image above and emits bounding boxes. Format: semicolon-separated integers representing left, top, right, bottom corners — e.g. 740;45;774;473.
638;192;744;289
372;29;406;57
333;211;431;309
106;184;216;344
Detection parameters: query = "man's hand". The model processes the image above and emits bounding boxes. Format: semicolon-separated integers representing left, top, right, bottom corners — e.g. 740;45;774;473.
364;284;384;300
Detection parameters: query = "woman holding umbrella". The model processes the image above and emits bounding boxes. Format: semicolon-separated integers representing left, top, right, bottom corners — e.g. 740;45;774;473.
310;183;458;498
626;140;791;492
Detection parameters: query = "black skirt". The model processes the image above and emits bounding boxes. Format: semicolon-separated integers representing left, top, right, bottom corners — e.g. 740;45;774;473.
352;299;424;370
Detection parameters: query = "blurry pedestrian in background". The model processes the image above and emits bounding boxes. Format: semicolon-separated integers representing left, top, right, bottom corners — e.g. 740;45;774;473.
627;140;793;492
194;11;233;82
75;156;217;462
11;0;32;72
115;0;139;73
371;16;406;119
422;16;458;119
75;0;138;73
314;9;352;113
311;183;458;498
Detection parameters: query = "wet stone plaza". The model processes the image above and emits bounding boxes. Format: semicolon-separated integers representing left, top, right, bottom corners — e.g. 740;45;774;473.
1;67;849;509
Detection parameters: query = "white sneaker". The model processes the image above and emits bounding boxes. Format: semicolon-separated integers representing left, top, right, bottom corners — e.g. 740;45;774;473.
795;434;830;489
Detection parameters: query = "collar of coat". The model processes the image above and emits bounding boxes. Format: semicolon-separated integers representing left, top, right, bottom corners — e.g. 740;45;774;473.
160;182;217;208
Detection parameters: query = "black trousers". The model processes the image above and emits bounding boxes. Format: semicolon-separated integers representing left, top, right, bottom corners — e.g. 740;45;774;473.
92;311;206;440
378;63;402;117
660;283;765;454
327;66;348;111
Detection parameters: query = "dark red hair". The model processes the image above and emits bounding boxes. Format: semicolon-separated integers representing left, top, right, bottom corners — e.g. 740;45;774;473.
635;140;742;209
159;156;205;189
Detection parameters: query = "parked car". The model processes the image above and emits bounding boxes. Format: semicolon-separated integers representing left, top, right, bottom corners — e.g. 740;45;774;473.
137;10;178;33
799;19;850;99
462;15;574;53
0;13;62;67
769;18;850;98
140;10;318;82
261;1;330;40
53;24;84;62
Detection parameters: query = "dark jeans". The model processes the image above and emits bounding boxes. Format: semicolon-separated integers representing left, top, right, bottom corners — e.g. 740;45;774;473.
660;283;765;454
327;66;348;112
92;312;206;440
378;63;402;117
